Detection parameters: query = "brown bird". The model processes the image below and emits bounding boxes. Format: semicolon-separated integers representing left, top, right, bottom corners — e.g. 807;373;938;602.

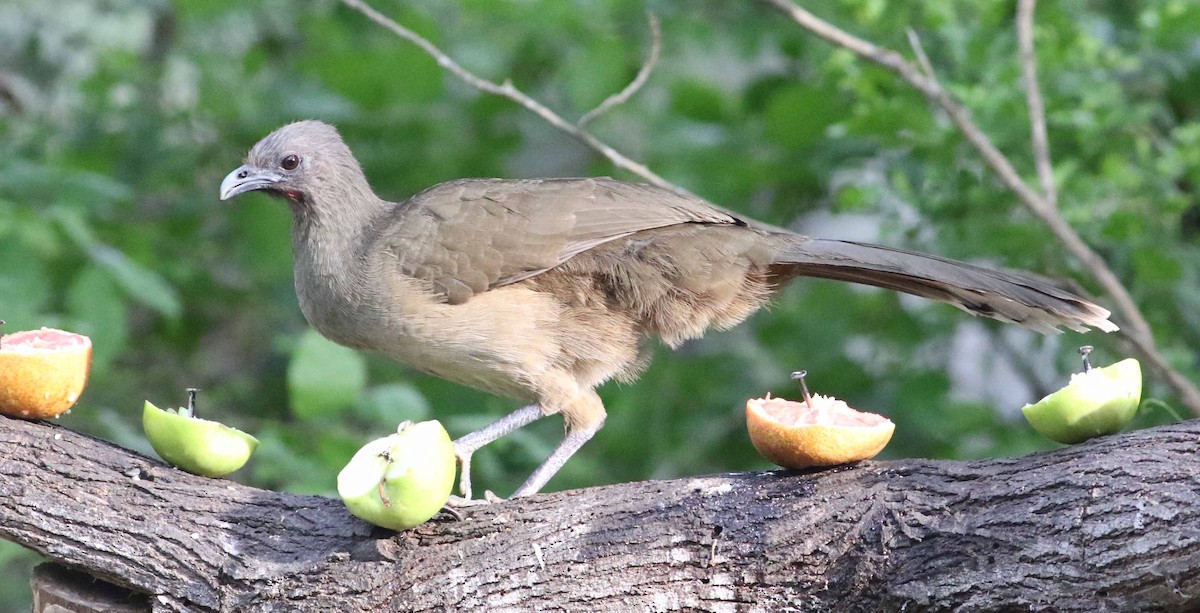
220;121;1116;500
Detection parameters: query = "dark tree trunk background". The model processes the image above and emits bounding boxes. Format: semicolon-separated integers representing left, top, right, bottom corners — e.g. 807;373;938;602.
1;415;1198;612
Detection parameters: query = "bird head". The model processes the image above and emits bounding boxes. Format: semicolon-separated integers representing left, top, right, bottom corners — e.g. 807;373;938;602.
220;120;370;207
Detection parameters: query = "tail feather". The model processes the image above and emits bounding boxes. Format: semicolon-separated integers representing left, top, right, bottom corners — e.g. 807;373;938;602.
775;237;1118;334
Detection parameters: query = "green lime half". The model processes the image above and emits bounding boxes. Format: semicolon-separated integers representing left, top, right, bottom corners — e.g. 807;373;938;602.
1021;358;1142;444
143;401;259;477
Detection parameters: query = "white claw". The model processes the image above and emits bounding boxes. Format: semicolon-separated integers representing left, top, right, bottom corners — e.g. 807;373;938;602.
455;448;474;500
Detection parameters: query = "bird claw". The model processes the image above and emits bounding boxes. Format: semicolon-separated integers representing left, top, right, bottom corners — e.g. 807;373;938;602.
455;448;474;500
452;443;507;506
453;447;505;503
446;491;505;507
436;504;465;521
446;495;482;507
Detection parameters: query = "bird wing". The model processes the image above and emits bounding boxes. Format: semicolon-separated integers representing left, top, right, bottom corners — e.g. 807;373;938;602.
380;178;741;304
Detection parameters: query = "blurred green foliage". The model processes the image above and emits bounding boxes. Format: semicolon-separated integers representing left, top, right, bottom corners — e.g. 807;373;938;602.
2;0;1199;607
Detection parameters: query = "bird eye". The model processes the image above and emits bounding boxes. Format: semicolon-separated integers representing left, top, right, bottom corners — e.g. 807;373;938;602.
280;155;300;171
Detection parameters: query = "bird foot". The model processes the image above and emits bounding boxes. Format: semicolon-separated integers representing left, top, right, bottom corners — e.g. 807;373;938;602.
452;445;508;506
446;490;506;508
451;403;546;500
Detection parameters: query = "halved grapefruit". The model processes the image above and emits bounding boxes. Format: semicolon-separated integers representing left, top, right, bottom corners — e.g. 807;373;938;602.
0;327;92;419
746;394;894;469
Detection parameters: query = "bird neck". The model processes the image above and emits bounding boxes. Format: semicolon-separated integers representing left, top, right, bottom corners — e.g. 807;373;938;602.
288;170;386;258
286;184;388;343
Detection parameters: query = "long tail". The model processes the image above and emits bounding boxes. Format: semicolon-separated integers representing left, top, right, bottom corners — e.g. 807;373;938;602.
774;236;1118;334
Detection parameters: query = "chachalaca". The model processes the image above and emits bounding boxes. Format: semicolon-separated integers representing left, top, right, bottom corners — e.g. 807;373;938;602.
220;121;1116;499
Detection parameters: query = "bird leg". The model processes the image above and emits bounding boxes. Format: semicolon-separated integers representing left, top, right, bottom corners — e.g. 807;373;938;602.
509;422;601;498
452;403;544;501
506;386;607;498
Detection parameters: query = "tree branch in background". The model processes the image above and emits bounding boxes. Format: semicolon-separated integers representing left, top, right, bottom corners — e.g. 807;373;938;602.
578;12;661;126
338;0;1199;417
1017;0;1058;210
338;0;687;195
762;0;1200;416
0;73;23;115
904;28;937;82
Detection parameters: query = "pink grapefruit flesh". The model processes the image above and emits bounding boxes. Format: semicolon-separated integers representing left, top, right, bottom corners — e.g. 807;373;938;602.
746;394;894;469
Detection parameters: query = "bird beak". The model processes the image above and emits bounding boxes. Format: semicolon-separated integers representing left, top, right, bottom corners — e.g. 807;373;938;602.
220;165;283;200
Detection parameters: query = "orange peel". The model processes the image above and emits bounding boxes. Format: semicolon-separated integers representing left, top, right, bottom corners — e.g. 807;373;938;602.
0;328;92;419
746;394;894;469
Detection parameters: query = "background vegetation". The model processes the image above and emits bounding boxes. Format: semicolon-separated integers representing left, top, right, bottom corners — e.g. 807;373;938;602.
2;0;1198;607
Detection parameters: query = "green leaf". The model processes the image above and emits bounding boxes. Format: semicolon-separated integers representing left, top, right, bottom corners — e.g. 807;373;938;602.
670;78;732;123
763;83;846;149
54;210;182;320
301;8;444;109
1132;246;1182;284
288;329;368;421
564;35;634;113
0;238;51;331
89;245;183;320
354;382;431;425
833;184;877;212
65;264;129;369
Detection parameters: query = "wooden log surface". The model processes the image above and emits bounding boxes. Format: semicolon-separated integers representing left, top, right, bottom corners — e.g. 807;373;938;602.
1;415;1198;612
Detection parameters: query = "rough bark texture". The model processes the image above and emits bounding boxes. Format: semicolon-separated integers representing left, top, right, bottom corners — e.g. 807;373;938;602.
32;562;149;612
1;415;1198;612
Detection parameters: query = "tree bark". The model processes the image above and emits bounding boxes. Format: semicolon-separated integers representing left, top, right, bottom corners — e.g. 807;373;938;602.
0;415;1197;612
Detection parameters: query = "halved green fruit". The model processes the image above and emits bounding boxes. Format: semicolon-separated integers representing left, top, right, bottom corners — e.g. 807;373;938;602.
337;420;456;531
143;401;259;477
1021;358;1142;444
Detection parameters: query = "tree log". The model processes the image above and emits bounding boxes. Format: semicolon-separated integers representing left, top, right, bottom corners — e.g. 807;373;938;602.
0;415;1197;612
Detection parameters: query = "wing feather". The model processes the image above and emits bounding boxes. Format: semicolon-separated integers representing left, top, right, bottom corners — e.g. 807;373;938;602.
379;178;739;303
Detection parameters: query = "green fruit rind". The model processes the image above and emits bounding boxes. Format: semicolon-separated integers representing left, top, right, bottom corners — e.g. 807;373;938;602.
142;401;260;477
1021;358;1142;444
337;420;456;531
